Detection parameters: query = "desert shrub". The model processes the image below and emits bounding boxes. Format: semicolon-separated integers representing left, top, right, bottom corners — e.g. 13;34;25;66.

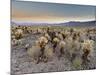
72;57;82;69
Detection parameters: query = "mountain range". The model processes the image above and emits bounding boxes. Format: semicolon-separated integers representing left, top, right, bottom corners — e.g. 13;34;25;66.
11;20;96;27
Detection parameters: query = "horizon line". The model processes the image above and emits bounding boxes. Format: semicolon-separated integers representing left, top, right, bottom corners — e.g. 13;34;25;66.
11;19;96;24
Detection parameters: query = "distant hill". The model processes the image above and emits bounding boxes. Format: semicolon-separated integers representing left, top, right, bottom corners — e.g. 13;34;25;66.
11;20;96;27
64;21;96;27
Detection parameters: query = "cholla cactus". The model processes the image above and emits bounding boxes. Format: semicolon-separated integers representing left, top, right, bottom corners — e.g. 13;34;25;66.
11;35;16;40
27;45;41;62
43;44;54;62
82;39;94;53
56;33;63;40
70;40;81;61
14;29;24;40
65;36;81;61
59;40;66;48
11;39;22;46
38;36;48;48
61;31;67;40
27;36;49;63
81;39;94;61
65;37;73;50
58;40;66;57
53;37;60;43
52;37;60;52
72;32;80;41
44;33;51;42
37;28;42;34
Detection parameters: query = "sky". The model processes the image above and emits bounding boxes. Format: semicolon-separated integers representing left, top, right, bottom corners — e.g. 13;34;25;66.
11;0;96;23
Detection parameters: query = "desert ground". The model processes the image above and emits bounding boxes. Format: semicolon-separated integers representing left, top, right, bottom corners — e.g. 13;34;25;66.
11;25;96;75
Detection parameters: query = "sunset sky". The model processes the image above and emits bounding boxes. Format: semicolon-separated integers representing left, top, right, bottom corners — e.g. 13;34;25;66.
11;0;96;23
